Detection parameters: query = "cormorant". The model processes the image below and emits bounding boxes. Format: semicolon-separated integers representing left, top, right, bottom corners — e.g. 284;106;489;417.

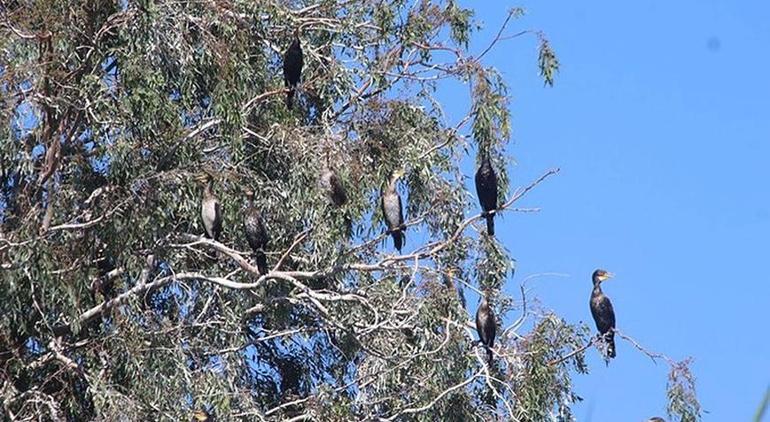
201;175;222;241
590;269;616;358
283;29;303;109
243;190;269;275
475;292;496;364
320;168;347;207
90;241;116;301
474;150;498;236
381;169;405;252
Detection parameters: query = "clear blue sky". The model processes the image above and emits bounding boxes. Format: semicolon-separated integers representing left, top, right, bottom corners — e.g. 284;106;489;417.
444;1;770;420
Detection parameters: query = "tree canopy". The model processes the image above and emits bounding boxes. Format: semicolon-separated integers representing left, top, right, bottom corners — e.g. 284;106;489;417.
0;1;701;420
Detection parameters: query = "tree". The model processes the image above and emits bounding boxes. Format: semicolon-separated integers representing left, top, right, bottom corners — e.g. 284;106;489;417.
0;1;701;420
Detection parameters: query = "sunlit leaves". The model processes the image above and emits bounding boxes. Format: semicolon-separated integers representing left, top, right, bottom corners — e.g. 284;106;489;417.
538;36;560;87
513;316;589;421
667;359;701;422
446;1;474;49
0;1;699;421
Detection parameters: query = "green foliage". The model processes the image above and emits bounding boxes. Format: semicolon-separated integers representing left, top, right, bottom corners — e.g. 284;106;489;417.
446;1;474;49
512;316;589;421
538;36;560;87
0;1;698;420
667;359;702;422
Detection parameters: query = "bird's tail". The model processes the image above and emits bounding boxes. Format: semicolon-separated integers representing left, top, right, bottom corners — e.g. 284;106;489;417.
607;332;616;358
485;214;495;236
202;233;219;262
343;215;353;238
392;229;404;253
486;347;493;365
286;87;295;110
255;250;268;275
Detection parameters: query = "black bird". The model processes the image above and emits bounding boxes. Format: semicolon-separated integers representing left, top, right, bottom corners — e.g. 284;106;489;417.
200;175;222;241
381;169;405;252
647;418;666;422
475;292;496;364
90;241;116;301
320;168;347;207
283;30;303;109
474;150;498;236
590;269;617;358
243;190;269;275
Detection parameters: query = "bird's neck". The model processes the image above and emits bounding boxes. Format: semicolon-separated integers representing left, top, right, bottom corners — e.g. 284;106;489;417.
479;148;491;163
592;283;603;295
479;297;489;310
387;176;399;192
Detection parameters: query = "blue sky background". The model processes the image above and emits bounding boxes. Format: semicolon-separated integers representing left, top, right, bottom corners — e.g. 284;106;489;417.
4;1;766;419
444;1;770;420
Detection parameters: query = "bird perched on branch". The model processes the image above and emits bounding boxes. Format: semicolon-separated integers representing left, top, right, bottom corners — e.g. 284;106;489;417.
381;169;405;252
320;167;347;207
474;149;498;236
590;269;617;359
475;291;496;364
243;190;269;275
200;174;222;241
283;29;303;109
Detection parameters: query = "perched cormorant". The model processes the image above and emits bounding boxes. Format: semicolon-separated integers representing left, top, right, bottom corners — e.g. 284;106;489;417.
283;29;303;109
381;169;405;252
443;267;467;310
474;150;498;236
475;292;496;364
590;269;616;358
200;176;222;241
320;168;347;207
90;241;116;300
243;190;269;275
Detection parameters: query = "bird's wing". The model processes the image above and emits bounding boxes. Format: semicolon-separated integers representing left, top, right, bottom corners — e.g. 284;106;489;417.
243;209;263;248
488;311;496;345
474;167;483;199
397;193;404;226
591;295;616;332
297;47;304;81
380;193;387;225
329;173;347;204
476;308;494;346
489;167;498;208
475;309;485;343
258;213;269;244
604;297;616;328
214;200;222;227
474;165;497;210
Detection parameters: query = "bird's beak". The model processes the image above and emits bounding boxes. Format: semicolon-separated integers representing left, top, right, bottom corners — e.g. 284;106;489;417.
604;272;615;280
